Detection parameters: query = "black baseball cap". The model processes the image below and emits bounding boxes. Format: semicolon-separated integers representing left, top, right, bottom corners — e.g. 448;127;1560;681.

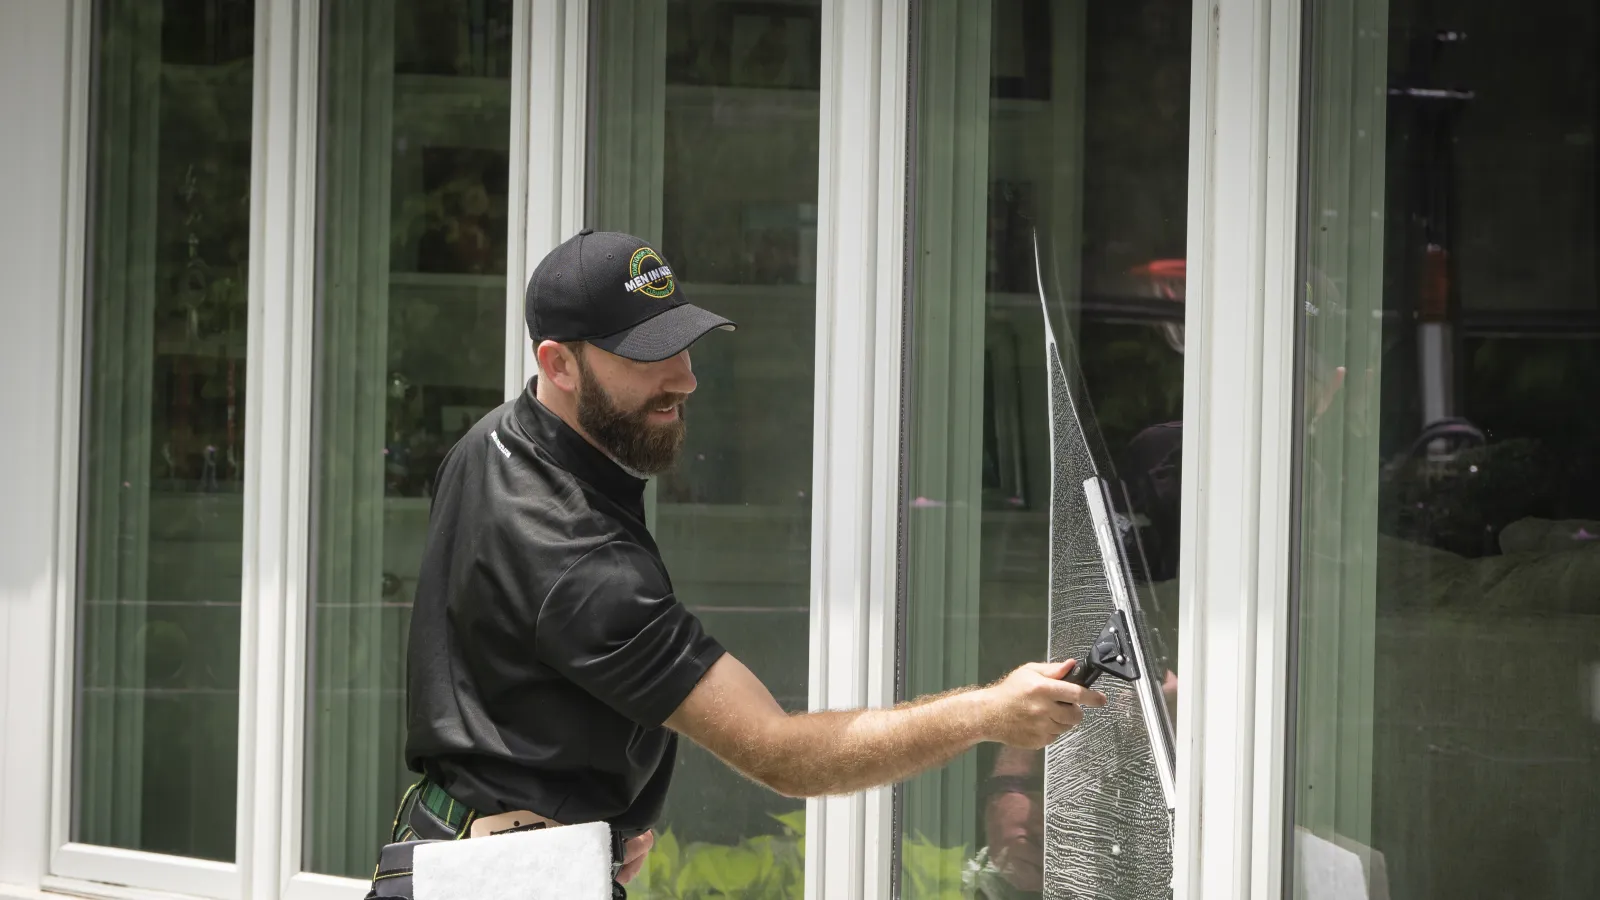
525;229;736;362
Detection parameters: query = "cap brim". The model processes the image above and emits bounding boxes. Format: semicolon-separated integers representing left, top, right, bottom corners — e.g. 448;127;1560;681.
588;303;737;362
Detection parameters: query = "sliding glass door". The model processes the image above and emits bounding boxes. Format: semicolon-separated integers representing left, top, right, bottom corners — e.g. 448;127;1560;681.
303;0;513;877
585;2;820;895
899;1;1191;895
1291;1;1600;896
73;0;255;862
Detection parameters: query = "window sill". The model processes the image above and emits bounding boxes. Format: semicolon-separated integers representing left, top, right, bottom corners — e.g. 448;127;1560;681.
5;877;214;900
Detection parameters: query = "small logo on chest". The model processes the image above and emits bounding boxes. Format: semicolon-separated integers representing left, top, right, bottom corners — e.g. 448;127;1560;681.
489;430;512;459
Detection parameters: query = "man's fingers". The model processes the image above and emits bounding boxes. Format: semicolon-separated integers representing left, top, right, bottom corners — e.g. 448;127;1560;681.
624;830;654;863
1040;678;1107;708
1048;703;1084;729
616;831;654;885
1024;659;1075;679
617;856;645;885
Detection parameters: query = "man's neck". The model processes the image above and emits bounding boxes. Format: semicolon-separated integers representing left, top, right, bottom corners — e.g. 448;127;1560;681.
532;378;648;480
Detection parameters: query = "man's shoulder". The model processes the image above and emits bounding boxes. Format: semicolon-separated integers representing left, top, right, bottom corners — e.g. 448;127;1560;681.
435;398;578;511
442;398;522;471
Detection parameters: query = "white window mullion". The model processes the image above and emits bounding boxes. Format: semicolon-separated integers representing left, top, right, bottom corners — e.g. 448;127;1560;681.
36;0;294;895
514;0;588;393
240;0;321;899
503;0;536;400
276;6;575;898
806;1;910;898
1174;0;1303;898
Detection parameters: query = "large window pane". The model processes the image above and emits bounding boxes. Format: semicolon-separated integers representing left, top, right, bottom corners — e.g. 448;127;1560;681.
72;0;254;862
899;0;1190;895
303;0;512;877
1291;2;1600;898
586;1;818;894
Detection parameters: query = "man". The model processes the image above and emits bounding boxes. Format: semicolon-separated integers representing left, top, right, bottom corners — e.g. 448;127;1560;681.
391;230;1106;889
966;747;1046;899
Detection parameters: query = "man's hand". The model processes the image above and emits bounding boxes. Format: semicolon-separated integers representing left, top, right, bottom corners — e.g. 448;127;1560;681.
979;660;1106;750
616;830;654;885
665;654;1105;799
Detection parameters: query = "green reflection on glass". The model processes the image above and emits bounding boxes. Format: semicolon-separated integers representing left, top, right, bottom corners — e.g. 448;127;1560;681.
73;0;255;862
587;0;820;892
900;0;1190;896
1293;2;1600;898
304;0;512;877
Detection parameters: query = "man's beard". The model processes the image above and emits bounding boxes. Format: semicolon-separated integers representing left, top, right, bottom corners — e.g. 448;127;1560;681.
574;357;688;476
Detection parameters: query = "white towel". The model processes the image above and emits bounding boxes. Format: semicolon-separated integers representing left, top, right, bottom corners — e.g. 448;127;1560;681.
413;823;613;900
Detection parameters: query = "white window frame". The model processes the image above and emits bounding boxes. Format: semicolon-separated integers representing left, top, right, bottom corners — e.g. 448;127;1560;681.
1172;0;1304;897
278;1;573;898
805;0;912;897
878;0;1307;897
280;5;581;896
521;2;917;897
513;0;587;392
0;2;588;899
21;0;324;898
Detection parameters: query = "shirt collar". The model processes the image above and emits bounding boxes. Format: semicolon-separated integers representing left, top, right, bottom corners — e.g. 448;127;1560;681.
512;380;647;513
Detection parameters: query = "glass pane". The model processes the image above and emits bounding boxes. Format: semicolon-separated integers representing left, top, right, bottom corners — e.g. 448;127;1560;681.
899;0;1190;896
303;0;512;877
586;0;818;894
1291;3;1600;898
1036;250;1179;899
72;0;254;862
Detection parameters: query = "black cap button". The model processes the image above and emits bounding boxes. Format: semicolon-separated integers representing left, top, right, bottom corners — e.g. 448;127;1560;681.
578;227;594;236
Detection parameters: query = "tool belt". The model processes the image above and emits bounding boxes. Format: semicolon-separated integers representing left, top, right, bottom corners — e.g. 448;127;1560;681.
367;779;628;900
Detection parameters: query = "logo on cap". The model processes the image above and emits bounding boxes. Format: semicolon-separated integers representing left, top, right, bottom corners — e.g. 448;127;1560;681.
623;247;676;300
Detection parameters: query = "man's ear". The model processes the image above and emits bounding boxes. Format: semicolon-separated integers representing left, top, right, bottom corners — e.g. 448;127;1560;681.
535;340;583;393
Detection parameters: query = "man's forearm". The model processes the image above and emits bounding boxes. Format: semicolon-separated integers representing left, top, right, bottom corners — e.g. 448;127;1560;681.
745;688;991;798
667;652;1096;799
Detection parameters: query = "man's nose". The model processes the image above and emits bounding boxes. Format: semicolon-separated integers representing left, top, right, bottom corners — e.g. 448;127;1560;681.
660;350;696;395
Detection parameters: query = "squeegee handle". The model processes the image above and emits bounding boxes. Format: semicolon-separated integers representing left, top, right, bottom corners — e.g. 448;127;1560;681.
1063;659;1101;688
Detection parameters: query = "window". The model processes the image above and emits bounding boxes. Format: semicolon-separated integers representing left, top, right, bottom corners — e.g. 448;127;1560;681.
1291;1;1600;896
303;0;513;878
899;0;1190;895
73;0;255;862
585;0;820;894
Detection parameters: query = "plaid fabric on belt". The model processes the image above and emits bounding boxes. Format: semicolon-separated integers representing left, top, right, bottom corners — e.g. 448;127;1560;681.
390;779;480;844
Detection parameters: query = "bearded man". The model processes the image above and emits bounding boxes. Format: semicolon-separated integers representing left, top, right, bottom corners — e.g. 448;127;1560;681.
392;230;1105;892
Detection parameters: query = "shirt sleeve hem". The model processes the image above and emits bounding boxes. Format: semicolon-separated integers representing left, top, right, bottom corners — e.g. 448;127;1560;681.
633;640;727;730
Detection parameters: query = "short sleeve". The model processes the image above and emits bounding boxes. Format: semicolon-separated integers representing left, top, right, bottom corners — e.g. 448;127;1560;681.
534;541;725;728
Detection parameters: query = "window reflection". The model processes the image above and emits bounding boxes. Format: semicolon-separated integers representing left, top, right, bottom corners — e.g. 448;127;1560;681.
304;0;512;877
901;0;1190;895
73;0;255;862
586;1;819;894
1294;2;1600;897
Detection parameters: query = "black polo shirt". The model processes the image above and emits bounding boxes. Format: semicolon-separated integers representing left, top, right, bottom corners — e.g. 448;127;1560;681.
404;381;725;835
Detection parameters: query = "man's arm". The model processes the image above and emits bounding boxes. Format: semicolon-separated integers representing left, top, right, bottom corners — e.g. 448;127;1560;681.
664;654;1106;799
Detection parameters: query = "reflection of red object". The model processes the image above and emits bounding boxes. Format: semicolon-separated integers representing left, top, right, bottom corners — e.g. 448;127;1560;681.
1129;258;1186;301
1420;243;1450;321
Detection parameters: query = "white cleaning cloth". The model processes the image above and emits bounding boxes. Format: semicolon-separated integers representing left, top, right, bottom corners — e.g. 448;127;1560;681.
413;823;613;900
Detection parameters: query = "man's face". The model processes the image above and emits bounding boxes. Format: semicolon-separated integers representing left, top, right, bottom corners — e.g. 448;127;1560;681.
572;345;694;475
985;788;1045;892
